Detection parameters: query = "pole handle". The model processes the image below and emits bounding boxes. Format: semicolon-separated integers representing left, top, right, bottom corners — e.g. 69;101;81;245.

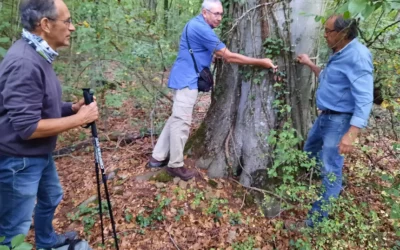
81;89;97;134
82;88;95;129
82;88;94;105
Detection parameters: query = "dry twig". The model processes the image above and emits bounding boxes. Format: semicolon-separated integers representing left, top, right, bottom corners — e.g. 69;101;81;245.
230;178;290;205
164;222;181;250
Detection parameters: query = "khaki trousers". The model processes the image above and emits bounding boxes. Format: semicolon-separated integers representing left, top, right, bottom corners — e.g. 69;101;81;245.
152;87;198;168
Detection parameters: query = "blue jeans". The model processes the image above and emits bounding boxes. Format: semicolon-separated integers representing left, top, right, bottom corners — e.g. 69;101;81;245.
304;113;351;226
0;154;63;249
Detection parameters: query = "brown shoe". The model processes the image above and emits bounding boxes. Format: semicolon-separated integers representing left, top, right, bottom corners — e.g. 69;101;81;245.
166;166;196;181
148;156;169;168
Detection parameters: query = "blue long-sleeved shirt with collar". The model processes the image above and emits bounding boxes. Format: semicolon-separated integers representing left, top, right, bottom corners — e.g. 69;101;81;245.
168;15;226;90
317;38;374;129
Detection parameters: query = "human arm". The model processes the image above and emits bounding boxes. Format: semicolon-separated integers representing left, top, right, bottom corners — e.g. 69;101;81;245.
339;55;374;154
28;102;98;139
338;126;360;154
2;60;98;140
189;24;276;69
61;98;86;117
61;102;74;117
215;48;277;69
297;54;321;77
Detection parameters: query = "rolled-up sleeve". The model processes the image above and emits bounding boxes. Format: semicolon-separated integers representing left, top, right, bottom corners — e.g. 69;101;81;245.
61;101;74;117
1;60;43;140
348;54;374;128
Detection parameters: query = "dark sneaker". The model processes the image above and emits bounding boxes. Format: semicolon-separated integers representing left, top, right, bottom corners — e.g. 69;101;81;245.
166;166;196;181
50;231;79;248
148;156;169;168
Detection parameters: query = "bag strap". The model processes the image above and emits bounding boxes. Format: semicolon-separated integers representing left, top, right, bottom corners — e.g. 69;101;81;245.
185;23;200;75
67;239;82;250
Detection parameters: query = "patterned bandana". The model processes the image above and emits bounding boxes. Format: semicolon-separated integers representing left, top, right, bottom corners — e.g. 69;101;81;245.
21;29;58;64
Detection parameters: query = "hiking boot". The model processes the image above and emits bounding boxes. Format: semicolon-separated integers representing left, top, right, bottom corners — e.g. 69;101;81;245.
166;166;196;181
50;231;79;248
148;156;169;168
284;220;308;232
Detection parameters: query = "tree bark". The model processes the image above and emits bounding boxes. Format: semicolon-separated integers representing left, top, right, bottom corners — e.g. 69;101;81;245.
189;0;325;186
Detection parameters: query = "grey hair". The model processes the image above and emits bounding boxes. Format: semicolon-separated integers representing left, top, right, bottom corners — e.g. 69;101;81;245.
332;15;358;40
20;0;58;31
201;0;222;10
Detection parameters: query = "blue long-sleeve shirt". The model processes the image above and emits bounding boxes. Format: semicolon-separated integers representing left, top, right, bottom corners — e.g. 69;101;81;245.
317;38;374;128
168;15;226;90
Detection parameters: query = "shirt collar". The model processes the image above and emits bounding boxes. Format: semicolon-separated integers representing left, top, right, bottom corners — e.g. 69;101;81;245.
196;14;214;29
334;38;357;55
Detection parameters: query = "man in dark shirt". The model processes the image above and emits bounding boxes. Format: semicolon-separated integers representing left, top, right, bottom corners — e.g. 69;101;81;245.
0;0;99;248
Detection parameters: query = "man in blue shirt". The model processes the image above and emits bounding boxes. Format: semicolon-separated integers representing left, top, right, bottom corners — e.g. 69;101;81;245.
295;15;373;227
148;0;277;181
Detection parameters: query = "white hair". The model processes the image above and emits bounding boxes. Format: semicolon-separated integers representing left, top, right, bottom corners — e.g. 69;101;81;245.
201;0;222;10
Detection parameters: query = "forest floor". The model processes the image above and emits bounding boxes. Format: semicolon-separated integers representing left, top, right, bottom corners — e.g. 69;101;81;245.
25;92;399;250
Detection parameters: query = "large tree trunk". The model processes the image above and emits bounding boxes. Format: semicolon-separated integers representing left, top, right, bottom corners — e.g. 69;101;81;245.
189;0;325;186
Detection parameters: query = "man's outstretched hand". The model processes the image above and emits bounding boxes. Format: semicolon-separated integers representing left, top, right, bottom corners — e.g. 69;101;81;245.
261;58;278;72
297;54;313;66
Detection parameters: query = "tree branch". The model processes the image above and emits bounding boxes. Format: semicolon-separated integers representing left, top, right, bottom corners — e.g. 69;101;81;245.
53;132;148;157
230;178;291;205
222;1;281;37
366;20;400;47
357;27;370;44
163;222;181;250
371;46;400;55
370;8;385;42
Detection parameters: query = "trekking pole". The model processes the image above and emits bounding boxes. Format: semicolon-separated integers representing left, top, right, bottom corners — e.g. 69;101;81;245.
82;88;119;250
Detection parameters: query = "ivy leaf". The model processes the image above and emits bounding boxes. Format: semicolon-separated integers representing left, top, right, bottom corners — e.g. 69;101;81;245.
348;0;368;15
0;246;9;250
11;234;25;248
0;236;5;243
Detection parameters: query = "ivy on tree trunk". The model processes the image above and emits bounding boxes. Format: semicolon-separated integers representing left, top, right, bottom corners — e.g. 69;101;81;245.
188;0;325;186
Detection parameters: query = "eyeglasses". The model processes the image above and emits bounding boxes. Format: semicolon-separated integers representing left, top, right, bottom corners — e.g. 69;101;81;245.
47;17;73;26
324;27;336;34
206;9;224;18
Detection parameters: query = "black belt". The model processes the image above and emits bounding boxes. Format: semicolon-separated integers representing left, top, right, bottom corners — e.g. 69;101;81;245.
320;109;353;115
